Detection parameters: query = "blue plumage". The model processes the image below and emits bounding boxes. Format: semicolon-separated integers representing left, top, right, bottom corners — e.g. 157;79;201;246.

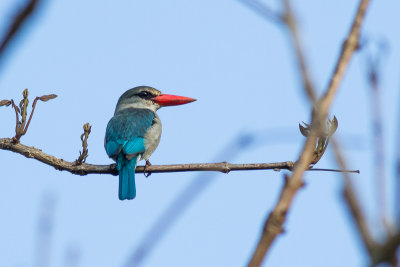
117;154;138;200
105;86;195;200
105;108;154;200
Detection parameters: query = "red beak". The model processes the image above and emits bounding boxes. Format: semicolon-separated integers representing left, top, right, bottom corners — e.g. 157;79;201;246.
152;94;196;106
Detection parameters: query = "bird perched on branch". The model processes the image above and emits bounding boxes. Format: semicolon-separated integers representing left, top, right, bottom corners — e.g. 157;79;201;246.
105;86;196;200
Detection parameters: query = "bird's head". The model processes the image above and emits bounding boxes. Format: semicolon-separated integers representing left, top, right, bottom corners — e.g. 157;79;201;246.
115;86;196;113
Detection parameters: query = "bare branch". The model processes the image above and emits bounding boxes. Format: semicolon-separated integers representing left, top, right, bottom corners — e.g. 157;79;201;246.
318;0;371;119
248;134;317;267
0;138;357;176
248;0;371;266
0;138;295;175
0;0;40;61
248;0;320;263
373;232;400;266
332;139;400;266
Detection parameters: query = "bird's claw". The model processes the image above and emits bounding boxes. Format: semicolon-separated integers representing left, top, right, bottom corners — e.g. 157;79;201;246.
144;160;152;178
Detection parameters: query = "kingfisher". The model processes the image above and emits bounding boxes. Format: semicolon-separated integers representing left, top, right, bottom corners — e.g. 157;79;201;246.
105;86;196;200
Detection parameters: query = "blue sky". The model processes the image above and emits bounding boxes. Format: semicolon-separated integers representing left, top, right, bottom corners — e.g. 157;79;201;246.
0;0;399;266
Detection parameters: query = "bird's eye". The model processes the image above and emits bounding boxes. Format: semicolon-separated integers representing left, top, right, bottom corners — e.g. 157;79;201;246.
138;91;152;99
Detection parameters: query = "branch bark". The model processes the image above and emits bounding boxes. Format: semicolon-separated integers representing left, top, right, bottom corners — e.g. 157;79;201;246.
0;138;297;175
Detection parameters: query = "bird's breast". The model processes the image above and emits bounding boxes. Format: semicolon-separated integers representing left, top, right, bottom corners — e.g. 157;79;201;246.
143;115;162;160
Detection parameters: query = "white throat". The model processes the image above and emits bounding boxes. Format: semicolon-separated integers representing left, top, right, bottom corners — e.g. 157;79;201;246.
115;102;159;114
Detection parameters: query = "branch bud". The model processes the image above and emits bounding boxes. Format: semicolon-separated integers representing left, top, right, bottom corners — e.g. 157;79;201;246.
38;94;57;102
0;100;11;107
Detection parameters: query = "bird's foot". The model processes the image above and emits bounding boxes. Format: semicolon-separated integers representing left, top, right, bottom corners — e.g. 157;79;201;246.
144;160;152;178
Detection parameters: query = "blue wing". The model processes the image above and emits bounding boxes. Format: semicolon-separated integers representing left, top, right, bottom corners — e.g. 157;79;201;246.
105;108;155;158
105;108;155;200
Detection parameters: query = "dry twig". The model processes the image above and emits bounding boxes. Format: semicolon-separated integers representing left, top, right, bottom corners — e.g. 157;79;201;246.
332;140;376;257
75;123;92;164
0;89;57;142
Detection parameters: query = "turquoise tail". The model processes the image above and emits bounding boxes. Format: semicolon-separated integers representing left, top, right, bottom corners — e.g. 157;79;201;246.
116;154;138;200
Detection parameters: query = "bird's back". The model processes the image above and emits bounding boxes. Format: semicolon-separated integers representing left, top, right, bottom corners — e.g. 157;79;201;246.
105;108;155;159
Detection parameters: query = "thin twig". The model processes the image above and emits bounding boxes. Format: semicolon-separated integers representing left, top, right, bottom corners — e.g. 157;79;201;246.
365;45;391;234
19;89;29;133
331;139;376;257
396;71;400;225
309;168;359;173
282;0;317;104
22;97;39;136
75;123;91;164
10;99;20;135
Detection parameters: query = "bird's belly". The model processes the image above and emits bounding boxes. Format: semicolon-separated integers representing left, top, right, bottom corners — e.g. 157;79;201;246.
143;121;162;160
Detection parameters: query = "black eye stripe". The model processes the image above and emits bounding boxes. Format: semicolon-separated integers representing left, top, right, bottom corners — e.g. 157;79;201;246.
136;91;154;99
